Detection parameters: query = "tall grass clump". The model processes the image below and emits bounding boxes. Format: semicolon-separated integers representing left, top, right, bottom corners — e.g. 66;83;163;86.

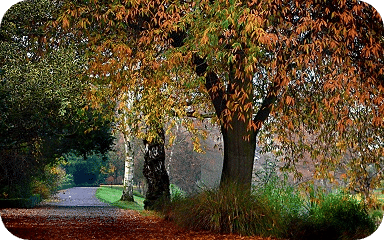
254;174;305;237
169;184;185;201
165;182;283;237
253;157;305;236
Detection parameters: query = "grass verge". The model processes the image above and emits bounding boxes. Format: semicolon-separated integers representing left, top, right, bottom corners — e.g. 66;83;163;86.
95;186;144;211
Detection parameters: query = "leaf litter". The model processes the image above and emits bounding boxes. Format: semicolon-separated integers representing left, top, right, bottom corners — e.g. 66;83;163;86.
1;207;281;240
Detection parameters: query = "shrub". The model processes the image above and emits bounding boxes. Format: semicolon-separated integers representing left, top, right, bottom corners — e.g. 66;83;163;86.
32;164;66;198
292;190;376;240
0;194;41;208
32;180;51;199
165;182;283;237
255;173;305;237
370;209;384;227
59;173;75;190
133;190;145;198
170;184;185;201
164;156;377;240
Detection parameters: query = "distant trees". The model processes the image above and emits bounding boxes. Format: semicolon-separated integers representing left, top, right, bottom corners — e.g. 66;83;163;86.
64;153;108;186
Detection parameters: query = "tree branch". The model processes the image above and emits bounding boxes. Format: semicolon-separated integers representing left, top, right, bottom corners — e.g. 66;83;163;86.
192;55;227;119
253;84;280;134
186;110;216;118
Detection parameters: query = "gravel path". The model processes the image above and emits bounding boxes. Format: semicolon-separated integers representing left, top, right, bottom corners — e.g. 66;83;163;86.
41;187;111;207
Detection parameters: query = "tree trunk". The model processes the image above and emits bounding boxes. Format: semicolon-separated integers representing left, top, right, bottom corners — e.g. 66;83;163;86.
193;55;276;190
120;133;135;202
220;119;256;189
142;128;170;210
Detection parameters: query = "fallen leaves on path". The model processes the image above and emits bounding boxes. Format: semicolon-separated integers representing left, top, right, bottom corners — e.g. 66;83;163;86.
1;207;280;240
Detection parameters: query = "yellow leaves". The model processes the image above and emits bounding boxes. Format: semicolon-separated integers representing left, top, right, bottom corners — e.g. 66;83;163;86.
192;136;204;153
167;133;176;146
336;140;346;149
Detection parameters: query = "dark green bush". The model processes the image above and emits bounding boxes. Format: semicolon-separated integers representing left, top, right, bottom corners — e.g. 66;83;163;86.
0;194;41;208
370;209;384;227
133;190;145;198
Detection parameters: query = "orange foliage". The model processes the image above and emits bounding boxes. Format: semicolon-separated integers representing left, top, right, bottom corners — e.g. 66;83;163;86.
56;0;384;192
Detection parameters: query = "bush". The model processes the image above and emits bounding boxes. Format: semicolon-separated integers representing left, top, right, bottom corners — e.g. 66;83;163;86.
164;182;282;237
255;174;305;237
170;184;185;201
0;194;41;208
32;181;51;199
32;164;66;198
370;209;384;227
133;190;145;198
292;190;377;240
164;155;377;240
64;153;107;186
58;173;75;190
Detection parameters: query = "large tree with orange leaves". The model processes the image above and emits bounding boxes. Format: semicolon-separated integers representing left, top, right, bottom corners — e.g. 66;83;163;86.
57;0;384;196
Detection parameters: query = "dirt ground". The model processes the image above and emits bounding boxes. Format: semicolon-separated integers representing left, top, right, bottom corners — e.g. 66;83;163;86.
1;206;278;240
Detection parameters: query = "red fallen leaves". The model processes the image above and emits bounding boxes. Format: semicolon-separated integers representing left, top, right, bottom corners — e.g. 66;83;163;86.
1;207;281;240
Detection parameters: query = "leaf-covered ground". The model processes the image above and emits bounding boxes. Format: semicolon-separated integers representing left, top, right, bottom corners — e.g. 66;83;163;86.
1;207;280;240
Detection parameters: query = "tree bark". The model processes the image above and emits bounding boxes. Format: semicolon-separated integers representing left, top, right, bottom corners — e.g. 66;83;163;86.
220;119;257;189
142;128;170;210
120;133;135;202
194;55;276;189
120;98;135;201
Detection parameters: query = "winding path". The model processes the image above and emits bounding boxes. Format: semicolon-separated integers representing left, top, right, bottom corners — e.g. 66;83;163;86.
1;187;275;239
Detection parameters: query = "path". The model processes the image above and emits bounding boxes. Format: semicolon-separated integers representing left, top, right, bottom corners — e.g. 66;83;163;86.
1;187;276;240
43;187;111;207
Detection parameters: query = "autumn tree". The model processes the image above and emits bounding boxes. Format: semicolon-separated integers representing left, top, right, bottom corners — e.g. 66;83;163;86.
57;0;383;196
182;0;384;192
55;0;218;208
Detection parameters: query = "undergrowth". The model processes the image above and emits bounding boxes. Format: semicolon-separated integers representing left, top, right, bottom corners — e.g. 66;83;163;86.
164;183;282;237
163;160;378;239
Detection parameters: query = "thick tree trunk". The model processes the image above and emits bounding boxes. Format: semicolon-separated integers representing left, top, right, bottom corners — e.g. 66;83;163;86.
142;128;170;210
220;120;256;189
121;134;134;202
193;55;276;190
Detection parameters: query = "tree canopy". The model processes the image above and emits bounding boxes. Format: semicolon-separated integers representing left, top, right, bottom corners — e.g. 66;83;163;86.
53;0;384;198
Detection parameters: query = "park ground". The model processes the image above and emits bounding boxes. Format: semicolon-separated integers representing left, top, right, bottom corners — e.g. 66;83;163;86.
0;186;280;240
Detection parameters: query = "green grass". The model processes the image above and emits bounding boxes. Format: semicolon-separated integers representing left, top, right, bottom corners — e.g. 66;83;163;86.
96;186;145;211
